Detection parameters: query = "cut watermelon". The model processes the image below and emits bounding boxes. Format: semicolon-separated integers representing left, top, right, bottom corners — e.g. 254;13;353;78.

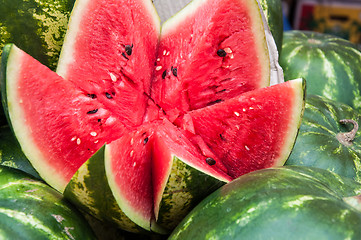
0;0;302;233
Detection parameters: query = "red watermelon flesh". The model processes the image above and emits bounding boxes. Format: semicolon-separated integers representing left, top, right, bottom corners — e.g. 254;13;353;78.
104;79;304;231
56;0;160;127
151;0;270;117
183;80;303;178
3;46;128;190
105;118;232;230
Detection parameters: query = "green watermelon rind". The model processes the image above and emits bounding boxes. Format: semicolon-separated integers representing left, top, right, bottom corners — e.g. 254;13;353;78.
0;165;96;239
169;166;361;239
155;155;226;231
280;30;361;110
0;44;12;127
286;94;361;183
63;146;145;234
0;125;41;179
0;0;75;70
0;0;75;126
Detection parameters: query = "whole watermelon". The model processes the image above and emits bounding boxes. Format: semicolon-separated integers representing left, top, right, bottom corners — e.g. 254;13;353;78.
0;165;96;239
0;0;75;70
169;166;361;239
280;30;361;110
286;94;361;183
0;0;75;126
0;125;40;179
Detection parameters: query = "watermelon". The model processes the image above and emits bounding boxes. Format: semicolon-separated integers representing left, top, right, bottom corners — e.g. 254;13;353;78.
0;0;75;70
153;0;283;53
286;94;361;183
0;165;96;239
169;166;361;239
279;30;361;110
0;125;41;179
0;0;75;126
1;0;304;233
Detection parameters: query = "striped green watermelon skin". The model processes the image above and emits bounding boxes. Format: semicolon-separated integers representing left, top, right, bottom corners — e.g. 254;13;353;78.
64;146;145;234
0;125;40;179
0;165;96;239
286;94;361;183
0;0;75;70
0;0;74;126
156;156;225;231
279;30;361;110
169;166;361;240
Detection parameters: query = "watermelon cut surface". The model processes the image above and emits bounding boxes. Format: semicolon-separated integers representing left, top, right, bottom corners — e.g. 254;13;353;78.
1;0;302;233
104;79;304;231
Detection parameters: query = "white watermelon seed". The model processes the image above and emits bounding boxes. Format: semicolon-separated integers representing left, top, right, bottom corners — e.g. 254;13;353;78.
234;111;240;116
156;66;163;71
109;72;117;82
90;132;97;137
71;136;77;141
224;47;232;53
245;145;250;151
76;138;81;145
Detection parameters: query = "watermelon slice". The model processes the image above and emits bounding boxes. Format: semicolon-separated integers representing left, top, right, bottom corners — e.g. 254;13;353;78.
0;0;303;233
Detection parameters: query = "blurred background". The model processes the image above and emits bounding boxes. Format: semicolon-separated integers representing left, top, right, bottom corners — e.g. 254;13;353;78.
282;0;361;44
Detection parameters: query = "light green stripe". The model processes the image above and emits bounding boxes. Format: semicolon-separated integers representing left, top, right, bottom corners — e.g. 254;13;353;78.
314;49;336;99
0;180;44;191
0;208;61;239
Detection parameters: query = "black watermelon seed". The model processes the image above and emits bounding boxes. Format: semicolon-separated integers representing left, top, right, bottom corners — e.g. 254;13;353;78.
220;134;226;141
217;89;227;93
87;109;98;114
172;67;177;77
105;92;113;99
207;99;223;106
144;137;149;144
162;70;167;79
87;94;97;99
121;52;129;60
125;44;133;56
97;119;101;122
217;49;227;57
205;157;216;166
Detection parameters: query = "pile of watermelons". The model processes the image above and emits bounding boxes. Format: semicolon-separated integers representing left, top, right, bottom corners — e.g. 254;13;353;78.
1;0;361;239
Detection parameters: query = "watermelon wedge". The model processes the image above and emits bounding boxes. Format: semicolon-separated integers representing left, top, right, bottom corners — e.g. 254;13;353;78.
0;0;303;233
